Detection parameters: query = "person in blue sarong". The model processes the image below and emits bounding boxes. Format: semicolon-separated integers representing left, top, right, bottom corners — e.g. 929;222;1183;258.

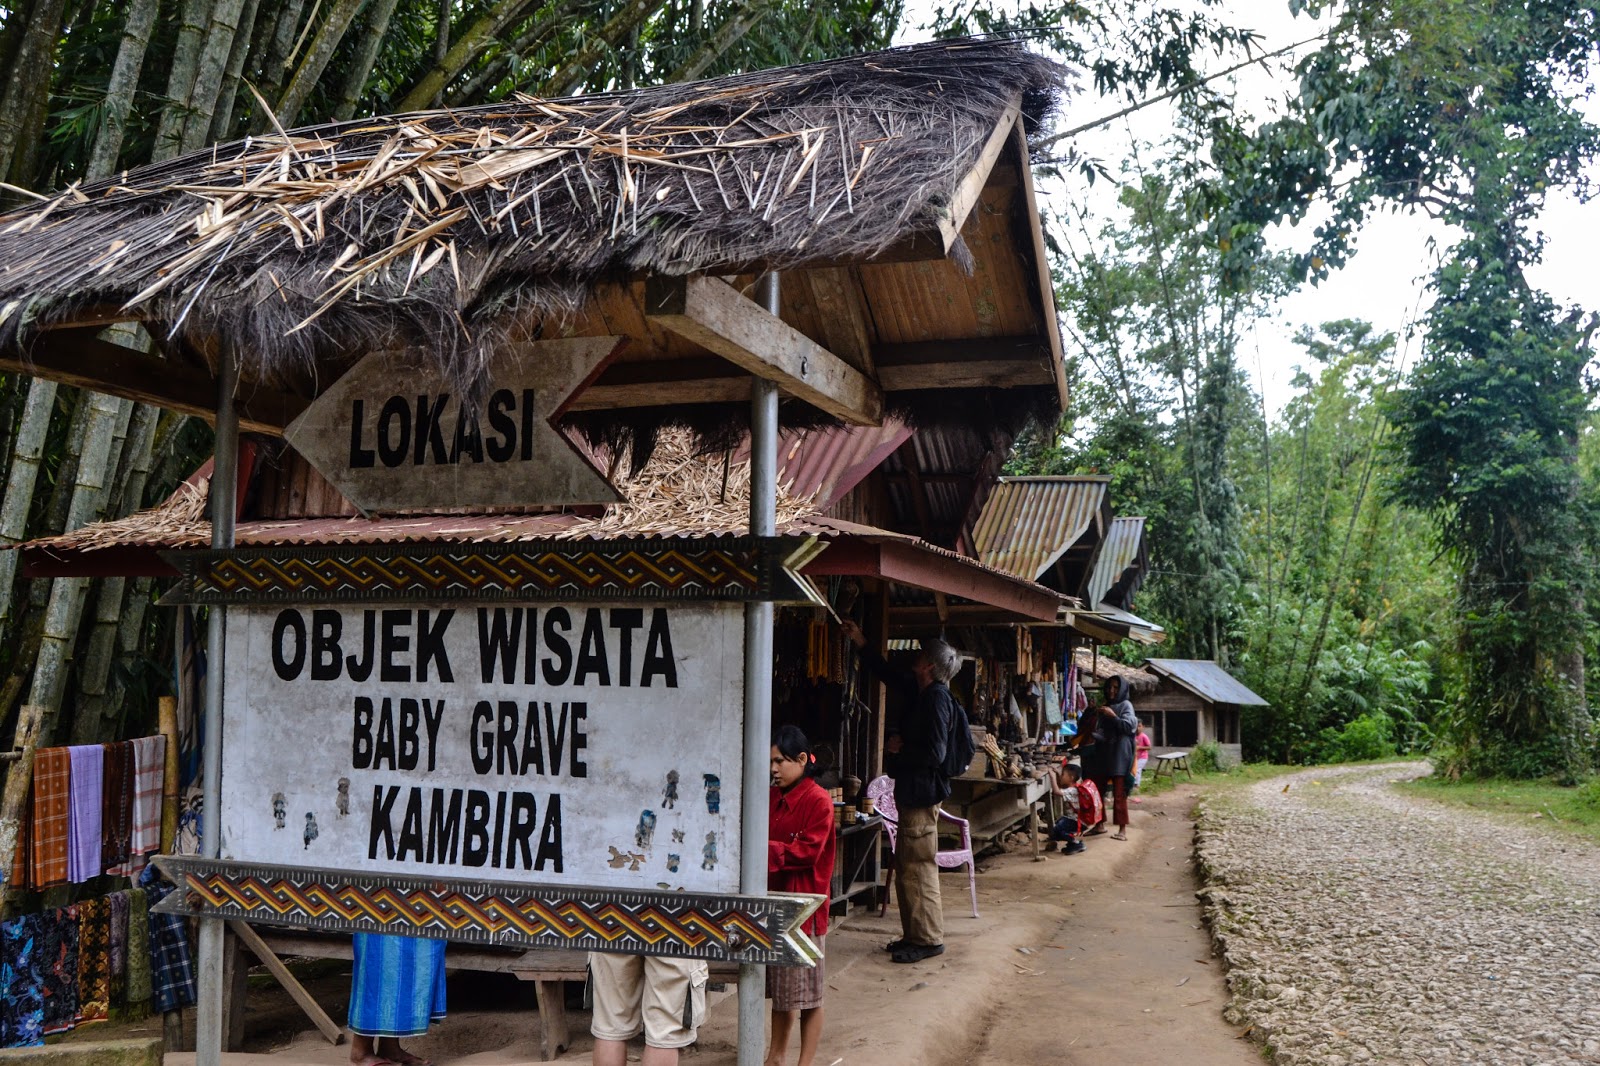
347;933;446;1066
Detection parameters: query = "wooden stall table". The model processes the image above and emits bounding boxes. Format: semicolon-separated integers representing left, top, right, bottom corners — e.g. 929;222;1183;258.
831;813;884;919
944;774;1051;856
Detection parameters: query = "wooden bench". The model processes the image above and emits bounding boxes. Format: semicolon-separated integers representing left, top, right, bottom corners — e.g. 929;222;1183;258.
251;930;740;1061
1151;751;1193;782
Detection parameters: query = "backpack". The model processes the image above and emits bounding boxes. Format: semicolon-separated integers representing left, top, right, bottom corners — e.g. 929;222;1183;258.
942;698;976;779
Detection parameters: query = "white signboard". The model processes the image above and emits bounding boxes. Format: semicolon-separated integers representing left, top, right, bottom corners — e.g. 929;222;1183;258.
220;602;744;894
282;337;625;513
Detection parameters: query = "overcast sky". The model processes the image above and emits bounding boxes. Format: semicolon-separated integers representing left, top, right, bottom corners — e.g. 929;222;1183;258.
898;4;1598;416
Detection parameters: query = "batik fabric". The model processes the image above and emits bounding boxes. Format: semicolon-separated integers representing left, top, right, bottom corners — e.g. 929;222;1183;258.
1;913;45;1048
124;888;152;1012
40;905;80;1035
75;897;111;1023
101;742;134;873
30;748;72;888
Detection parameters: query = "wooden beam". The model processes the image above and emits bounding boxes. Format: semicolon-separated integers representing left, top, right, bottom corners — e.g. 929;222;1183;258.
644;275;883;426
878;360;1054;391
0;330;309;434
874;337;1053;366
802;537;1061;622
1011;119;1068;409
229;921;344;1045
565;357;751;410
567;358;1051;409
936;94;1024;251
874;336;1055;391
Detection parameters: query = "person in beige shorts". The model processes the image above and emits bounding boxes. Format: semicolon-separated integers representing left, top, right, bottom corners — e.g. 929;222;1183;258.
589;951;708;1065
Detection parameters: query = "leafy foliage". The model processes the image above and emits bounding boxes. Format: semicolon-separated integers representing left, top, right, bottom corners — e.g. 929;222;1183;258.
1211;0;1600;780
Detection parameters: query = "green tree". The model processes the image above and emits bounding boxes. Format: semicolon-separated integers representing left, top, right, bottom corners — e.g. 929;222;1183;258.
1232;321;1445;763
1012;134;1288;664
1213;0;1599;780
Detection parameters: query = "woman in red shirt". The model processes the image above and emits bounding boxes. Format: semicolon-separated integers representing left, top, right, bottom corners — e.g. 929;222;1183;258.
766;725;836;1066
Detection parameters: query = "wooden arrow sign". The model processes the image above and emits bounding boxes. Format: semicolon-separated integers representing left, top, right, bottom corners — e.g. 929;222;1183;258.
284;337;625;513
151;855;823;966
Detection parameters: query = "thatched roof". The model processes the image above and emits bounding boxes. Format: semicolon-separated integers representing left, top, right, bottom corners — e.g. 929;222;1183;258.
1072;648;1159;693
0;38;1063;396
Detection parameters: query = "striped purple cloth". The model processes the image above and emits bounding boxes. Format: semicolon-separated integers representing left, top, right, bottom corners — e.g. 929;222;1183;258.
66;745;103;883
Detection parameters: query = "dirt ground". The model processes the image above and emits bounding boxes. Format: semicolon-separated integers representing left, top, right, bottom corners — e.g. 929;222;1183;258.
60;783;1260;1066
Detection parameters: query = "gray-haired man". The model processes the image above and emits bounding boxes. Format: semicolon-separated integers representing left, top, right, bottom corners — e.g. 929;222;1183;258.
840;621;956;964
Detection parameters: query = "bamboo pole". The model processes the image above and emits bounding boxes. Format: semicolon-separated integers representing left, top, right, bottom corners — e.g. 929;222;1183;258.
158;695;179;855
0;378;60;626
26;392;131;721
85;0;160;178
0;703;45;915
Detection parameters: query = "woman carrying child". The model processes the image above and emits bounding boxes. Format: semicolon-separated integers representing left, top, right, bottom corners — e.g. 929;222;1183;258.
766;725;837;1066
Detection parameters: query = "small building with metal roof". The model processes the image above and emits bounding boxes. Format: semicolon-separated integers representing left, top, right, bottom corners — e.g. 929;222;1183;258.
1139;658;1269;766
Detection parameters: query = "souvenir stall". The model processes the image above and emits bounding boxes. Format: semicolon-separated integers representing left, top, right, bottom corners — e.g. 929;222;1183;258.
0;37;1070;1066
924;623;1084;854
0;710;199;1050
771;584;885;918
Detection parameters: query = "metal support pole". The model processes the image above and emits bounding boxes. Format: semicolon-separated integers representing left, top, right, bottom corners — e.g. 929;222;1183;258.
196;343;239;1066
738;272;780;1066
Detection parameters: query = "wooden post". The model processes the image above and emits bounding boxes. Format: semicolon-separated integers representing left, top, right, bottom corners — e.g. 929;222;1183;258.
220;930;248;1050
870;581;889;779
157;695;179;854
153;696;188;1053
0;704;46;914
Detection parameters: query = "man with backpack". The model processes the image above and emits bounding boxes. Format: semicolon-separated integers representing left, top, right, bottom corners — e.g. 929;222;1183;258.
840;622;970;964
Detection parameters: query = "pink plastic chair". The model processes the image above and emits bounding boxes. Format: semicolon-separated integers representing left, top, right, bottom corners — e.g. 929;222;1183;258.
865;775;979;918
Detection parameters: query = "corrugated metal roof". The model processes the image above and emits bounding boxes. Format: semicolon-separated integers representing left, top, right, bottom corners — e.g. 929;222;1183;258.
973;476;1110;582
877;424;1004;550
1064;603;1166;646
18;504;1062;614
1087;516;1148;607
770;419;913;510
1143;659;1269;706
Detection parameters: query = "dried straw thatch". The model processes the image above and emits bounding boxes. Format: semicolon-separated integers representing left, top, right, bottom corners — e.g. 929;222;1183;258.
40;429;819;554
0;39;1062;396
1072;647;1159;693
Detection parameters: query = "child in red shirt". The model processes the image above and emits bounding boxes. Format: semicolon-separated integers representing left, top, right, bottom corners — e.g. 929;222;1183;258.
1046;760;1102;853
767;725;836;1066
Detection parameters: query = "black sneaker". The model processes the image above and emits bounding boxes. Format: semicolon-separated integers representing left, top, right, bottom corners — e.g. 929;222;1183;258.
1064;840;1085;854
891;943;945;964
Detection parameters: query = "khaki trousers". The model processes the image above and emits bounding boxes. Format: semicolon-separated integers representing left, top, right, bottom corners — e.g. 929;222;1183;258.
895;804;944;947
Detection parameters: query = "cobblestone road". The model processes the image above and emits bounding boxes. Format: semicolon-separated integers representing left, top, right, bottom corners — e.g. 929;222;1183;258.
1196;762;1600;1066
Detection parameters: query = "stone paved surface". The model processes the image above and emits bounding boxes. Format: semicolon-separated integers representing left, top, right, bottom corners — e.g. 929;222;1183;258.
1195;762;1600;1066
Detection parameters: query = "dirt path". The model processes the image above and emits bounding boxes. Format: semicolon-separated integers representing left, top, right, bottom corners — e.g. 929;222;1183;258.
968;787;1259;1066
140;784;1251;1065
1197;762;1600;1066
